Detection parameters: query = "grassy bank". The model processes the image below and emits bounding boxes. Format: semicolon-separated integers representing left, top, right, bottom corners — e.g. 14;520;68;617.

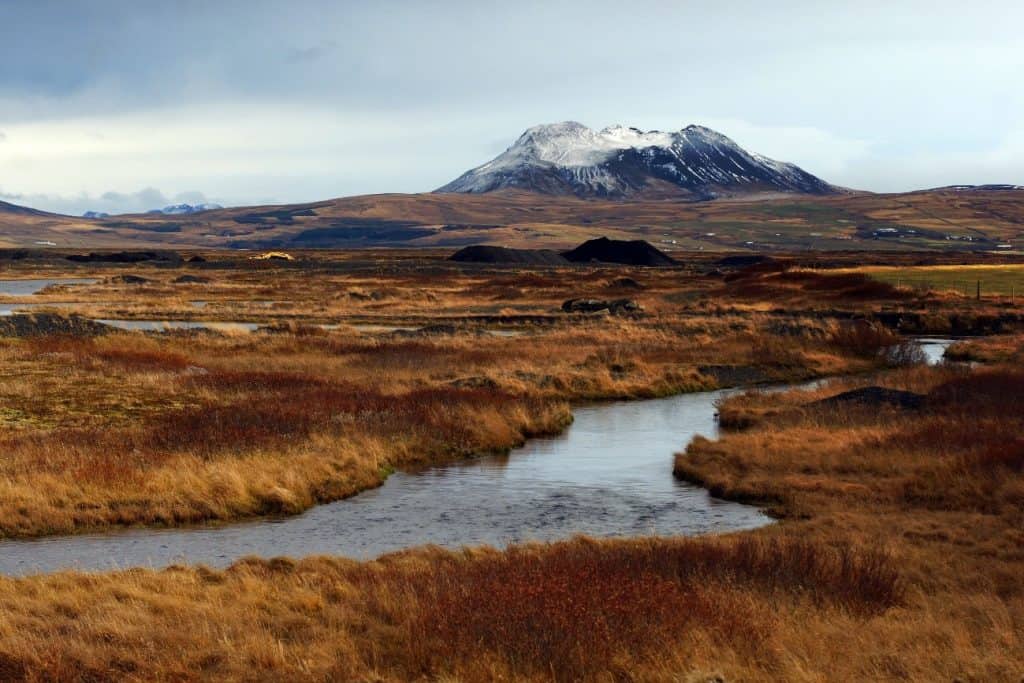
673;353;1024;681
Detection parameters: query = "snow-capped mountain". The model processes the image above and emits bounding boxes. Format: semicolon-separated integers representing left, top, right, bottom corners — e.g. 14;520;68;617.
437;122;837;199
147;203;223;215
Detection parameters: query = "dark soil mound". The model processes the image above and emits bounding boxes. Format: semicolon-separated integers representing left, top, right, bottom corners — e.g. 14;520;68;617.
561;237;676;267
715;254;774;269
173;275;211;284
449;245;569;266
0;314;110;337
67;251;181;263
814;386;925;410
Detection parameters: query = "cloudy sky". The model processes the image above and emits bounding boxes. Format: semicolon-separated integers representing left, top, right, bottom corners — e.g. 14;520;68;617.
1;0;1022;215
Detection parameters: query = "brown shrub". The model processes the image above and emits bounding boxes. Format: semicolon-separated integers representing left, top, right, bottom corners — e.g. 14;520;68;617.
829;320;900;358
927;368;1024;415
780;270;906;300
400;537;901;680
150;371;530;457
94;347;192;371
24;335;191;371
23;334;96;357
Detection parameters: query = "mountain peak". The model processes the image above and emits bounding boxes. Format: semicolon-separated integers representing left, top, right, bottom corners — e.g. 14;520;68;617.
438;122;835;199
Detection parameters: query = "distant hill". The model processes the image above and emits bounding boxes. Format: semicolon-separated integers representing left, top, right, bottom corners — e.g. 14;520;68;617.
0;187;1022;253
436;122;838;199
0;200;50;217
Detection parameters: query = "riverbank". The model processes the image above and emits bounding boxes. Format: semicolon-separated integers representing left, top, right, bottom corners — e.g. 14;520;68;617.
671;351;1024;681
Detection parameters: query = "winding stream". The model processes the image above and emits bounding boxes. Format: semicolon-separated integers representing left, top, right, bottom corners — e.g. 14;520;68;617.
0;339;954;576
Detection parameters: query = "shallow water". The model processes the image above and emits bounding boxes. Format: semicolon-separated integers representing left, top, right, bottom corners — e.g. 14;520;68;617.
0;278;97;296
96;319;261;333
917;337;955;365
0;339;955;576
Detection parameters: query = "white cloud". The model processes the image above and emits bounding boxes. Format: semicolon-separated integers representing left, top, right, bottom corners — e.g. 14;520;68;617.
0;187;218;217
0;102;517;211
690;119;873;186
837;129;1024;191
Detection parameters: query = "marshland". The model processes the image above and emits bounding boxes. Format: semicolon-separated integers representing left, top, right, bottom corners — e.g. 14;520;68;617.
0;248;1018;680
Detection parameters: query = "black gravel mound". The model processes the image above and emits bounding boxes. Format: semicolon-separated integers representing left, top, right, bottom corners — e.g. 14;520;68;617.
66;251;181;263
561;237;676;267
449;245;569;265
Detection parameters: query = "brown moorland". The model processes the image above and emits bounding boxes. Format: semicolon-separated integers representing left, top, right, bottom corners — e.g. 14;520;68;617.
2;186;1024;251
0;251;1019;680
0;251;914;538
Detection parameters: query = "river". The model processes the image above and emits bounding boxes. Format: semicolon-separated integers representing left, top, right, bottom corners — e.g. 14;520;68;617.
0;338;954;576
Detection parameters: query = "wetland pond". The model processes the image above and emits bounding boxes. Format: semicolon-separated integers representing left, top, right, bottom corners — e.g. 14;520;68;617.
0;278;98;296
0;339;954;576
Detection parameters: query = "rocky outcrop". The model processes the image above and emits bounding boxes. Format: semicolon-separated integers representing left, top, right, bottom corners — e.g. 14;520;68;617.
109;274;152;284
0;314;110;337
561;298;641;315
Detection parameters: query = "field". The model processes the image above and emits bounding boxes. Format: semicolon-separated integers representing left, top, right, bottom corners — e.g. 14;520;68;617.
843;263;1024;298
0;249;1019;680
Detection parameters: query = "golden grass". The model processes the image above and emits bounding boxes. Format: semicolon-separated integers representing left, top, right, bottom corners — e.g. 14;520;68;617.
0;536;905;682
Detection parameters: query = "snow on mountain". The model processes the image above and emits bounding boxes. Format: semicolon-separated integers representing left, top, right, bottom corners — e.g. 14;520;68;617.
437;122;837;199
148;203;223;215
934;184;1024;192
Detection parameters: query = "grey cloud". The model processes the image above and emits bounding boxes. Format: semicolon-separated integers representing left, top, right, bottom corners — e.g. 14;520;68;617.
0;1;1022;198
